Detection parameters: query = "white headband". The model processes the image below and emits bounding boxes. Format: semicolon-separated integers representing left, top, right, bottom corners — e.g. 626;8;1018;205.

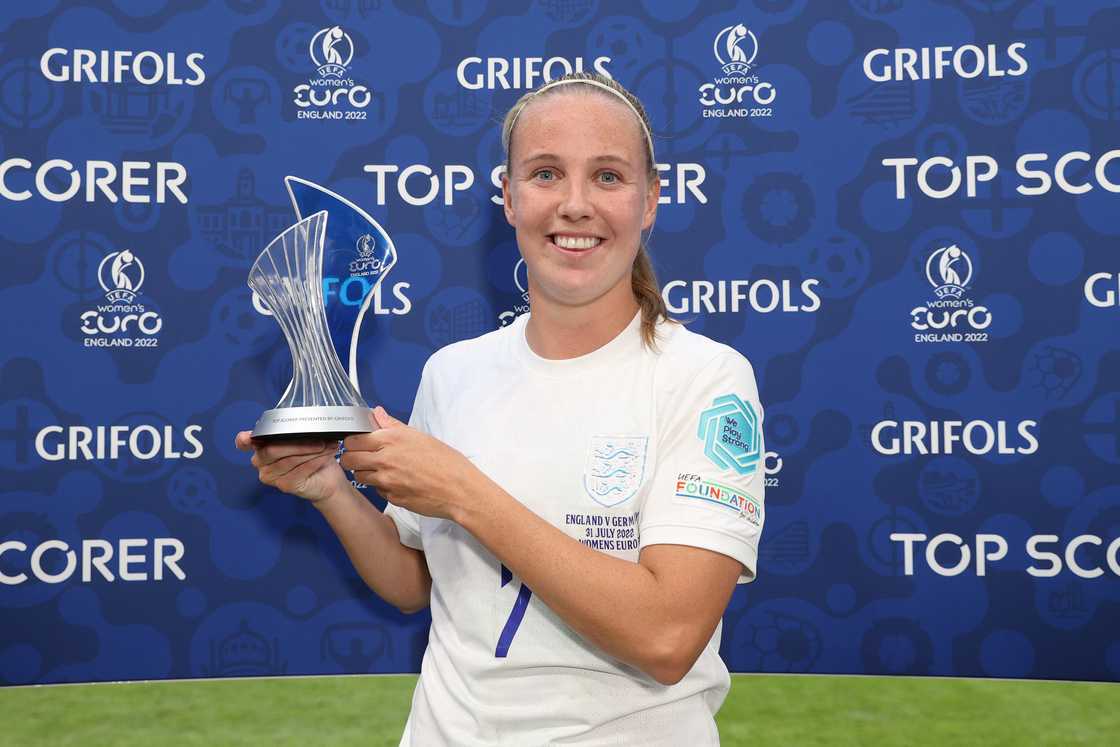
504;78;656;165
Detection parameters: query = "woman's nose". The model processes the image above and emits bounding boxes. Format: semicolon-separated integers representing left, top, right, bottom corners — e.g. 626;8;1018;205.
558;179;593;221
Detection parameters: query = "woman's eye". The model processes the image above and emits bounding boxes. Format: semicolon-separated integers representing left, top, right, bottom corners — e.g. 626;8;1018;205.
599;172;619;184
534;169;555;181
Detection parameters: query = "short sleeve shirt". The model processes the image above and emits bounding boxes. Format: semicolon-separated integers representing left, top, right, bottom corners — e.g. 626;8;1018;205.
384;312;764;746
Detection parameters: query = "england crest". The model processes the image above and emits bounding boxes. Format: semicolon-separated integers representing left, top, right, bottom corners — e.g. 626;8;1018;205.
583;435;648;508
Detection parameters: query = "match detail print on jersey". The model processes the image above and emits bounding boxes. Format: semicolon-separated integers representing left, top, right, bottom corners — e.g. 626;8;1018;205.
698;393;761;476
582;435;648;507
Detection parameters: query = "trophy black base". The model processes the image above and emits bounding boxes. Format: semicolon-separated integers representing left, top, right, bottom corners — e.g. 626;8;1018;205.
251;405;375;440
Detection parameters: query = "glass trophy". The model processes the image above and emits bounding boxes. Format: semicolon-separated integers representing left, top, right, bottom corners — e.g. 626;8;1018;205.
249;178;397;439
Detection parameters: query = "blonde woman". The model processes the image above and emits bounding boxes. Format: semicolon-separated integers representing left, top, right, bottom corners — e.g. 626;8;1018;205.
237;72;765;746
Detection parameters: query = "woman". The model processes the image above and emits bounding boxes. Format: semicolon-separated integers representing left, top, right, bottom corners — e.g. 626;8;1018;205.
236;73;765;746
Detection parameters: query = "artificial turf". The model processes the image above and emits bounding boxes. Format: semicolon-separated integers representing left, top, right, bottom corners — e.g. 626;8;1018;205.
4;674;1117;746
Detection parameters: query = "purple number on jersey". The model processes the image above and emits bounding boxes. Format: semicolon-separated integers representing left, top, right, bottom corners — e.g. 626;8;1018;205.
496;563;533;658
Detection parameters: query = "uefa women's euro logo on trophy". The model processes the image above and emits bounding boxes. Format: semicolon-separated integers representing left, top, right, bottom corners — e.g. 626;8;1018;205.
249;177;396;439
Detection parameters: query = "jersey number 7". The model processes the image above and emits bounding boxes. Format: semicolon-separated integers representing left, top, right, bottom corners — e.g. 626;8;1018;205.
496;563;533;657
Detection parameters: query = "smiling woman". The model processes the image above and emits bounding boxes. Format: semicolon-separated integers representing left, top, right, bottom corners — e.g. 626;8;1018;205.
237;72;766;747
501;73;666;355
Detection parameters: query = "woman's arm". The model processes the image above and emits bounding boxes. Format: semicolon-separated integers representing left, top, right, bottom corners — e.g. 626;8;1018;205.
343;409;742;685
314;484;432;614
457;475;742;685
235;432;432;614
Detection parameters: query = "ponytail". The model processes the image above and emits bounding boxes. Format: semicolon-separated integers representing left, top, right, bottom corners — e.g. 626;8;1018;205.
631;242;674;350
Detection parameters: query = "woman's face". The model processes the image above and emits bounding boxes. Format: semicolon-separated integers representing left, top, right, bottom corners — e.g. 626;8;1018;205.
503;92;658;313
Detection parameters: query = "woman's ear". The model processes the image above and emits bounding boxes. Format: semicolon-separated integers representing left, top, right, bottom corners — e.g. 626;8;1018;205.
641;173;659;231
502;168;516;227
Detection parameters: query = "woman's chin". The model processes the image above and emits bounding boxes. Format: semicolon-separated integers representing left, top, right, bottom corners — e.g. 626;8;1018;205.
532;277;632;311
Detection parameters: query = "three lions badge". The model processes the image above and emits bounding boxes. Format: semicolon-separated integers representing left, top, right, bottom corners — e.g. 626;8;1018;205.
583;436;648;508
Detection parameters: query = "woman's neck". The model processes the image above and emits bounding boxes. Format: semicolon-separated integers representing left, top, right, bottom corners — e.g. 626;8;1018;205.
524;287;639;360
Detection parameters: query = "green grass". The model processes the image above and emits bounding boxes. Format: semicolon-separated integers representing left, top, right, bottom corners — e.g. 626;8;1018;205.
3;674;1117;746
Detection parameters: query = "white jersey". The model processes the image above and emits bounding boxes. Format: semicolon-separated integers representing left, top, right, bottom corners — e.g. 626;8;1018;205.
386;311;765;746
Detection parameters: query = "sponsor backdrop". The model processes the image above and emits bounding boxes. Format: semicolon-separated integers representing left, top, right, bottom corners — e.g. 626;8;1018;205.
2;0;1118;686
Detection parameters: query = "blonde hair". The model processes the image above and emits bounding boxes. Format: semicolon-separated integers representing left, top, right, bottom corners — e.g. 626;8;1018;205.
501;72;674;349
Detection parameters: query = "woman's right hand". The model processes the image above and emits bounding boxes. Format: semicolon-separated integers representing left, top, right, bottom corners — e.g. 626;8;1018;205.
234;432;349;506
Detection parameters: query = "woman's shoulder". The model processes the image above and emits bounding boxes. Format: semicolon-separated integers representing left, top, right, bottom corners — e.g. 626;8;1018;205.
655;319;755;376
423;320;520;379
649;321;759;409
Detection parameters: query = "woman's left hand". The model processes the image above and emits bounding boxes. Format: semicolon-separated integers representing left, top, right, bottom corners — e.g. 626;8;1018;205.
340;406;482;521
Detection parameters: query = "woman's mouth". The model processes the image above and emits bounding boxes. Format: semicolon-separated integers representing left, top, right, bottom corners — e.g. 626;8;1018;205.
550;234;603;252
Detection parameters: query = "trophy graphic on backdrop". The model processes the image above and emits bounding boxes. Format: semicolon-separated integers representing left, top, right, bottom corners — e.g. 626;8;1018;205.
249;177;397;439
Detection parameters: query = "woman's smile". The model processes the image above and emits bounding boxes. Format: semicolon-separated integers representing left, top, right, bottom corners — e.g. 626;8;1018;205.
549;233;605;254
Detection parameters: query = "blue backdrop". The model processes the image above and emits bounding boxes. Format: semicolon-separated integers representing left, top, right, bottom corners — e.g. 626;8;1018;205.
2;0;1119;685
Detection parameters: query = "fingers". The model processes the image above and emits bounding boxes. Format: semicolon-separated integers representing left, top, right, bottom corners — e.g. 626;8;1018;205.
259;447;335;486
268;451;337;494
372;406;405;430
251;439;335;466
343;433;372;452
339;446;386;474
353;470;378;488
343;430;390;453
252;441;335;481
352;466;392;491
234;431;323;454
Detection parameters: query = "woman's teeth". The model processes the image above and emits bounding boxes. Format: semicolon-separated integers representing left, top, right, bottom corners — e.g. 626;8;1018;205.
552;235;602;250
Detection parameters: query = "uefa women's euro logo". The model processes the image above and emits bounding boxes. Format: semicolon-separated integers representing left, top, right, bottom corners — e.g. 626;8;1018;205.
348;234;388;278
293;25;373;120
497;258;530;327
79;249;163;348
714;24;758;75
926;244;973;299
99;250;145;303
699;20;776;118
310;26;354;78
910;243;991;344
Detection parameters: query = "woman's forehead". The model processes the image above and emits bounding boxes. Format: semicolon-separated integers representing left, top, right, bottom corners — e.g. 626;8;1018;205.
511;92;646;158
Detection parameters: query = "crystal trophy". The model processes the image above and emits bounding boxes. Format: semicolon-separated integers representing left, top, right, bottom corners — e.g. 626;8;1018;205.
249;178;397;439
